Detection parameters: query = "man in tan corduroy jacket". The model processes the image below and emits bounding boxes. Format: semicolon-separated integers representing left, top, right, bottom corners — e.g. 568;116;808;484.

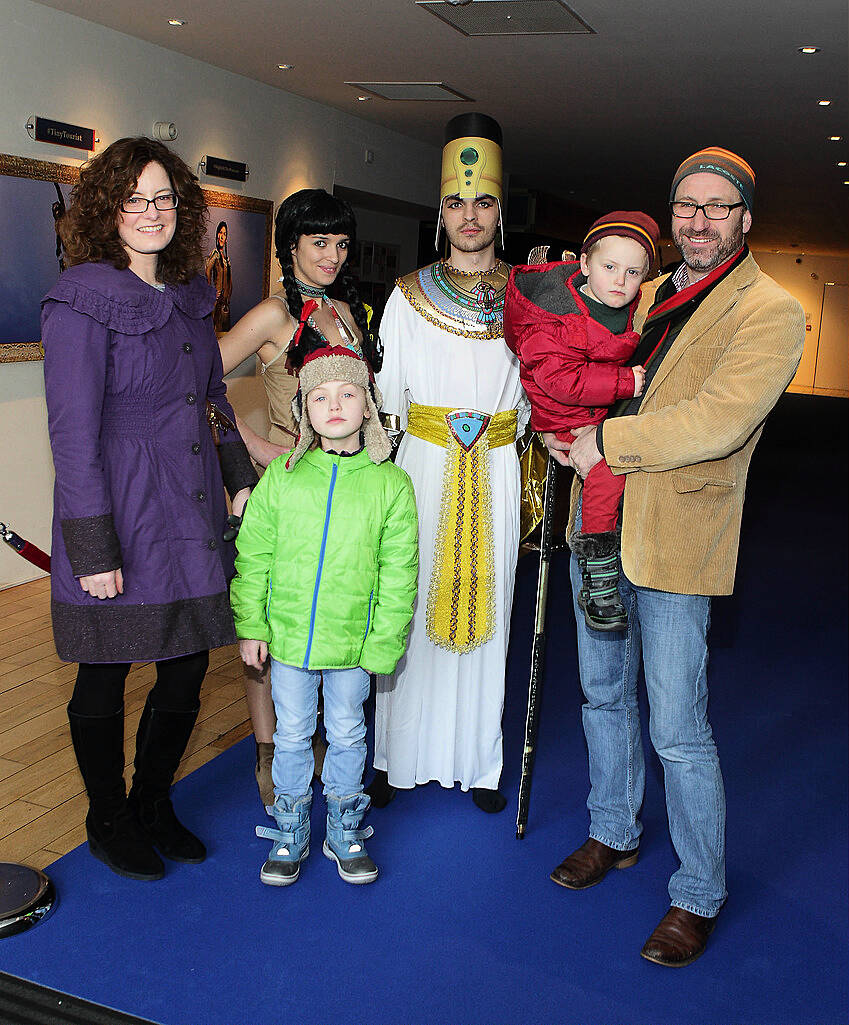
546;148;805;967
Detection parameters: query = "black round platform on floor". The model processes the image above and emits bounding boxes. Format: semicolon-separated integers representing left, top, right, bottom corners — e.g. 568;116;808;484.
0;863;57;938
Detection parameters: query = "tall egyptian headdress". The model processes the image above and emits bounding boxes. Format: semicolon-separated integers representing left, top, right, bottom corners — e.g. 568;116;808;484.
436;112;504;251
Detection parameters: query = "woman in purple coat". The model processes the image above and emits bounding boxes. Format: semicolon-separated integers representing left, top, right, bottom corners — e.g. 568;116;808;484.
42;137;258;881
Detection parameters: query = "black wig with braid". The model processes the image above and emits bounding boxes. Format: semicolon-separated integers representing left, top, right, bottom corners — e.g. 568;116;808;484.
275;188;382;373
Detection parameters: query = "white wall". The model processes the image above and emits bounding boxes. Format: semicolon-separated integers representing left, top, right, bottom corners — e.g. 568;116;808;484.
750;250;848;397
0;0;440;587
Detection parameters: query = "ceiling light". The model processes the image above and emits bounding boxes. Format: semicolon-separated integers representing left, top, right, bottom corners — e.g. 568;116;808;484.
817;99;832;106
838;161;847;167
277;63;293;70
357;96;371;101
829;136;842;142
168;18;186;26
797;46;820;54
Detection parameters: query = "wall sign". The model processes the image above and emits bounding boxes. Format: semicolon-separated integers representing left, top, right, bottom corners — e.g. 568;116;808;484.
200;156;249;182
26;116;96;151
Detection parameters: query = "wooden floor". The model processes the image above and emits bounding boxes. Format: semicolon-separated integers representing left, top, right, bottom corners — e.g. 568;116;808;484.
0;576;252;870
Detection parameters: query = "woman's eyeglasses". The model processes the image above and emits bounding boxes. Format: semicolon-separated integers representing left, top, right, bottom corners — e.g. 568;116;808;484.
120;193;179;213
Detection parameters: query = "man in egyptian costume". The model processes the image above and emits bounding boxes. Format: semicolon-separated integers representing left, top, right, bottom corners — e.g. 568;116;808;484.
369;113;529;813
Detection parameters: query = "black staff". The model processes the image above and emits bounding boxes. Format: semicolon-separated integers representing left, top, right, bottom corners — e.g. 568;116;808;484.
516;453;559;838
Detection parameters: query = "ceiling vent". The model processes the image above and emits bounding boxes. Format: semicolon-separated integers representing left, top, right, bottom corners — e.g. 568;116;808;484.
417;0;594;36
345;82;474;101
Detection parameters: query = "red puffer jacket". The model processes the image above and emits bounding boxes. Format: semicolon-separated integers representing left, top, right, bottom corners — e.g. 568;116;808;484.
503;262;640;437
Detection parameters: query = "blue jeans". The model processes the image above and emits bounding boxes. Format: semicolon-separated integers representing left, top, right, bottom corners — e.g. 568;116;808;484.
269;660;370;800
570;512;727;917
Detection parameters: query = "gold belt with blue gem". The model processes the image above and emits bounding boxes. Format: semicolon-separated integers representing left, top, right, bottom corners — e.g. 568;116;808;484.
406;403;517;653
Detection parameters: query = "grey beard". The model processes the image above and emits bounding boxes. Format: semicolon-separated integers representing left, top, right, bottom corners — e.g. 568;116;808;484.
675;225;744;273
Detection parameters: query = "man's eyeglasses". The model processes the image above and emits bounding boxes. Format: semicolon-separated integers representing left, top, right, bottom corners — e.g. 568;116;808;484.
670;201;745;221
120;193;179;214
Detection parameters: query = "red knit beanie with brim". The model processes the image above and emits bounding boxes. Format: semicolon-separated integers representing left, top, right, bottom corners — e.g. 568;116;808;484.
580;211;661;267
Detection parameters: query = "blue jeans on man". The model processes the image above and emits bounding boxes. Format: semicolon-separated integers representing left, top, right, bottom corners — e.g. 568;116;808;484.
570;509;727;918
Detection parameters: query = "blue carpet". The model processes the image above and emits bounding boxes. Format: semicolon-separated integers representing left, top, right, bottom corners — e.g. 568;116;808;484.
2;395;846;1025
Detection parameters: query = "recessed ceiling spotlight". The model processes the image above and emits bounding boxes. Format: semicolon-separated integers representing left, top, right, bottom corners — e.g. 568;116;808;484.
817;99;832;106
838;161;847;167
277;63;293;70
357;96;371;101
829;136;842;142
797;46;820;54
168;18;186;26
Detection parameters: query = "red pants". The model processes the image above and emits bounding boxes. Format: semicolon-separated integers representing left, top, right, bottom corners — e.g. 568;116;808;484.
560;429;625;533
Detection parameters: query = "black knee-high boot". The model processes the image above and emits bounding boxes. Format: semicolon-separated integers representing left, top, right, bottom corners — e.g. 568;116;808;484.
67;705;165;881
127;699;206;863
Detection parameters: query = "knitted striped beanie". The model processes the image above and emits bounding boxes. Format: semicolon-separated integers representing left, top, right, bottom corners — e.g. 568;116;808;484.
581;211;661;267
670;147;755;212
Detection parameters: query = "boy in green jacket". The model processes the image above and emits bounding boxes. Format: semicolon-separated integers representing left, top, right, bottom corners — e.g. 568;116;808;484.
231;346;418;887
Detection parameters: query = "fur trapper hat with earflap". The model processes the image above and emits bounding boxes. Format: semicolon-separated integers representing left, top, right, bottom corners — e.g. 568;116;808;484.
286;346;391;470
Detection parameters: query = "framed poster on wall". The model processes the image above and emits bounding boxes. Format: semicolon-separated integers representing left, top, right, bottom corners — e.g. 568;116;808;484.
0;153;78;363
201;190;273;335
0;152;273;362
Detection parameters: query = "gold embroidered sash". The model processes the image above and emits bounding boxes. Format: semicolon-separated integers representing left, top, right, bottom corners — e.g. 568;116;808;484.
407;403;517;653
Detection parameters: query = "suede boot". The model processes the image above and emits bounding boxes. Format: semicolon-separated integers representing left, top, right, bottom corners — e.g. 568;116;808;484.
67;705;164;881
127;700;206;863
255;741;275;807
570;530;628;631
313;690;327;779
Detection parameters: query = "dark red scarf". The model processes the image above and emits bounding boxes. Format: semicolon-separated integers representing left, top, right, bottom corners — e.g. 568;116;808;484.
608;245;747;419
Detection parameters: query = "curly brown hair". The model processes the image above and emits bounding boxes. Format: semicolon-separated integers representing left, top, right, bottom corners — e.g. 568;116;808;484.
60;137;208;284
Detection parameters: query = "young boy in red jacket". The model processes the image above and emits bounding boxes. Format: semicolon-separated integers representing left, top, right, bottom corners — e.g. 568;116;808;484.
504;212;660;631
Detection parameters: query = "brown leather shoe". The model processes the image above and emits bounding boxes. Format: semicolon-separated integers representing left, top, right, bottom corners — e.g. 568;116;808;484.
550;837;639;889
640;906;717;967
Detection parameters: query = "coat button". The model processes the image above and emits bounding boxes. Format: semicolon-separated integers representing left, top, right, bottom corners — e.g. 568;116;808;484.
207;538;217;550
183;342;193;354
196;490;206;502
191;442;201;454
186;392;197;405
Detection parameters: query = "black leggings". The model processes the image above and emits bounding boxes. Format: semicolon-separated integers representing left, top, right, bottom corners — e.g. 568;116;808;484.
70;650;210;717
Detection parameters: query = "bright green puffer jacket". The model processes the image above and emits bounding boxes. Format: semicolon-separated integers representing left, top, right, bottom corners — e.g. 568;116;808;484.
231;446;418;674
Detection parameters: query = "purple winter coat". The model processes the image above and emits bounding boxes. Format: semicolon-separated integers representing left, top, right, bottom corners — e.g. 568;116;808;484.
42;262;258;664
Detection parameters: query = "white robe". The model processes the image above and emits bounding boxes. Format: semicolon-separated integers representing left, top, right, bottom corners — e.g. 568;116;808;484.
374;284;529;791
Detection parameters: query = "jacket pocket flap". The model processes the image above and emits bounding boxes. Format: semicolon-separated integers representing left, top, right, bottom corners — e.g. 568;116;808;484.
672;470;736;493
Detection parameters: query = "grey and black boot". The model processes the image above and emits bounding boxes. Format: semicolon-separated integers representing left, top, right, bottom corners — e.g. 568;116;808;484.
255;792;312;886
127;700;206;863
67;705;165;881
570;530;627;632
324;793;378;885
